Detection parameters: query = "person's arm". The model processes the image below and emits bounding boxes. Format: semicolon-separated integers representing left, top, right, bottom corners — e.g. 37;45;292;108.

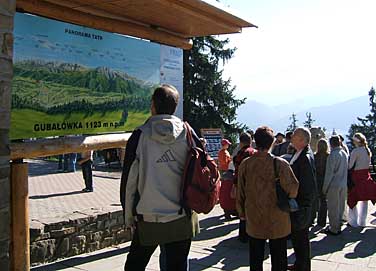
279;159;299;198
120;130;142;211
236;162;247;218
226;151;231;166
124;158;139;228
348;149;357;169
298;155;317;206
322;154;335;194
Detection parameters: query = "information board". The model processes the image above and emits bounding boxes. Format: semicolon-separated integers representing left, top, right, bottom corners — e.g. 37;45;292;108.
201;128;223;159
11;13;183;140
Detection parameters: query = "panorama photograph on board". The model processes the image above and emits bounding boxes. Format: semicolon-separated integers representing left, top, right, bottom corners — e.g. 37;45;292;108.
11;12;161;140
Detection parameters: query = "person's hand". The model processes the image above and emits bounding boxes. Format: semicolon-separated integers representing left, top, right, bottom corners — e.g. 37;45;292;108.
126;224;136;235
125;217;136;234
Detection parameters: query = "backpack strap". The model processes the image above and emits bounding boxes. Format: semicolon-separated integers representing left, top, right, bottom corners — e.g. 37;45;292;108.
184;122;194;148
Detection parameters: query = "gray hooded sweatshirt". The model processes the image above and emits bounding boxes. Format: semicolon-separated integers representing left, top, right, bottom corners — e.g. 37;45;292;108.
125;115;189;226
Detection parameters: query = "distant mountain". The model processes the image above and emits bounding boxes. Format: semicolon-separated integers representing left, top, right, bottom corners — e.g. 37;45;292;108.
13;60;154;95
237;95;369;136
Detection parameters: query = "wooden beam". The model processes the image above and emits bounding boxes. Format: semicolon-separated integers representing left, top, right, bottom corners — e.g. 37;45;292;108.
16;0;193;49
73;4;187;39
10;133;132;160
174;0;257;28
154;0;241;34
11;162;29;271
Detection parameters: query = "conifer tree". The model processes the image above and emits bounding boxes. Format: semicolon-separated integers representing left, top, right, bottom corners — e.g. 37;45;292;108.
286;113;298;132
303;112;315;128
348;87;376;154
183;36;246;142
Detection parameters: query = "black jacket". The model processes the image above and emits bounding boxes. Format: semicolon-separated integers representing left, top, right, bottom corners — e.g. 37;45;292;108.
290;146;318;231
120;129;142;212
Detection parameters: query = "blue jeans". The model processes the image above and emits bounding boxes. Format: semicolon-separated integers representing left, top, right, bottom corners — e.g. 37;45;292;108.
70;153;77;172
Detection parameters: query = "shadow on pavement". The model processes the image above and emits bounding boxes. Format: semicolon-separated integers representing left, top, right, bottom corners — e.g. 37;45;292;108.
307;226;376;260
29;190;85;199
193;214;238;241
190;236;249;271
31;246;129;271
92;174;120;180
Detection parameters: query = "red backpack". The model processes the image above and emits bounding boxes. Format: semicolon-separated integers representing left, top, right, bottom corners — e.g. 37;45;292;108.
180;122;220;214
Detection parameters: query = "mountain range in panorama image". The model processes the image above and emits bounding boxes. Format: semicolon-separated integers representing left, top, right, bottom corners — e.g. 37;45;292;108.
10;60;156;139
237;95;369;138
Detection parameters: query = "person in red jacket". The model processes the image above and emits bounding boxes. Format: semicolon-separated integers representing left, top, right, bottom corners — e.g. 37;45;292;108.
218;139;232;175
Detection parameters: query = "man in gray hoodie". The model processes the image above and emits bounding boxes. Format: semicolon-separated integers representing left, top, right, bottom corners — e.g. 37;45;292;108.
121;84;198;271
323;136;349;235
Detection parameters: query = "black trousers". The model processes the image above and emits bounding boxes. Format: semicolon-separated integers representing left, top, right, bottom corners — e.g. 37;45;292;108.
317;193;328;227
249;236;287;271
124;230;191;271
81;160;93;190
291;227;311;271
239;219;249;241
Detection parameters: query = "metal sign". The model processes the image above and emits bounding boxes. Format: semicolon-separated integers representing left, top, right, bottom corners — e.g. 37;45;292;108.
11;13;183;140
200;128;223;159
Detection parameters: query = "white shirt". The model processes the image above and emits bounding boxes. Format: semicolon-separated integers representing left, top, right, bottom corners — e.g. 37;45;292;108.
349;147;371;170
290;150;303;165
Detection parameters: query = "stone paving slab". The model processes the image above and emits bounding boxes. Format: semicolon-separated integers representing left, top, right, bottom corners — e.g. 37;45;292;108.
28;159;376;270
28;159;123;227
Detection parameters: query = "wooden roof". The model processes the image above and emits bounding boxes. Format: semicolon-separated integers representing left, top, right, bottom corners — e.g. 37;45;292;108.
16;0;256;49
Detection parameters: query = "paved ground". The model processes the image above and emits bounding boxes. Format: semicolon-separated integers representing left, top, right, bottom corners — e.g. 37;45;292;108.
29;159;122;225
29;159;376;270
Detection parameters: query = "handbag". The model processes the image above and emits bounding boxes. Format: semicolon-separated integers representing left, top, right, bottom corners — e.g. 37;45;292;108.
273;158;299;213
347;162;356;189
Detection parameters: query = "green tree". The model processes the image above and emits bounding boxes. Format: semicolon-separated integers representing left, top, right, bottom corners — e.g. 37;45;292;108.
286;113;298;132
348;87;376;154
183;36;246;143
303;112;315;128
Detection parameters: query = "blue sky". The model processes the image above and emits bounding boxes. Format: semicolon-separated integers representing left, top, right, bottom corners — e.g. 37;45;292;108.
220;0;376;107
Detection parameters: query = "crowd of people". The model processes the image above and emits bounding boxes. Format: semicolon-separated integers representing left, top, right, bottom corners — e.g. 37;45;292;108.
119;84;376;271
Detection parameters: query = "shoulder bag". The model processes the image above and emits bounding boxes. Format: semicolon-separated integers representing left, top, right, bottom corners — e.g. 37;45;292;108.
273;158;299;213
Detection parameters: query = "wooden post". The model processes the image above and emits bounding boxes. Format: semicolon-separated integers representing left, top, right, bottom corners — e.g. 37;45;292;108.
11;162;29;271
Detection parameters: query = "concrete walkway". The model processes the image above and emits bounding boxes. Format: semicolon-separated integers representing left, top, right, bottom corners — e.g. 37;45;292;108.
30;205;376;271
28;159;376;270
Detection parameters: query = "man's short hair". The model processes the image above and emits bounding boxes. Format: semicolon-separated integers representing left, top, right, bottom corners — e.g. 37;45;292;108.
254;126;274;150
152;84;179;115
294;127;311;145
330;136;341;148
239;133;252;145
286;131;293;140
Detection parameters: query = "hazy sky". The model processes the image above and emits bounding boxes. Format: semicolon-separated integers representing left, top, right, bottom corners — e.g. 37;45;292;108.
220;0;376;106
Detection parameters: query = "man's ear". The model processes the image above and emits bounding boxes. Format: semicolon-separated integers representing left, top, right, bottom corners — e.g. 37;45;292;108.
151;100;156;115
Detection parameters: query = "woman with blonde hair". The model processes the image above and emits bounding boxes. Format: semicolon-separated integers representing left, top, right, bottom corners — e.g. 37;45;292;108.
348;133;376;227
314;139;330;227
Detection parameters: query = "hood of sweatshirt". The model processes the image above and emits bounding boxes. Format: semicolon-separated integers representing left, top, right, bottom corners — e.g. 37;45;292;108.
148;115;185;145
